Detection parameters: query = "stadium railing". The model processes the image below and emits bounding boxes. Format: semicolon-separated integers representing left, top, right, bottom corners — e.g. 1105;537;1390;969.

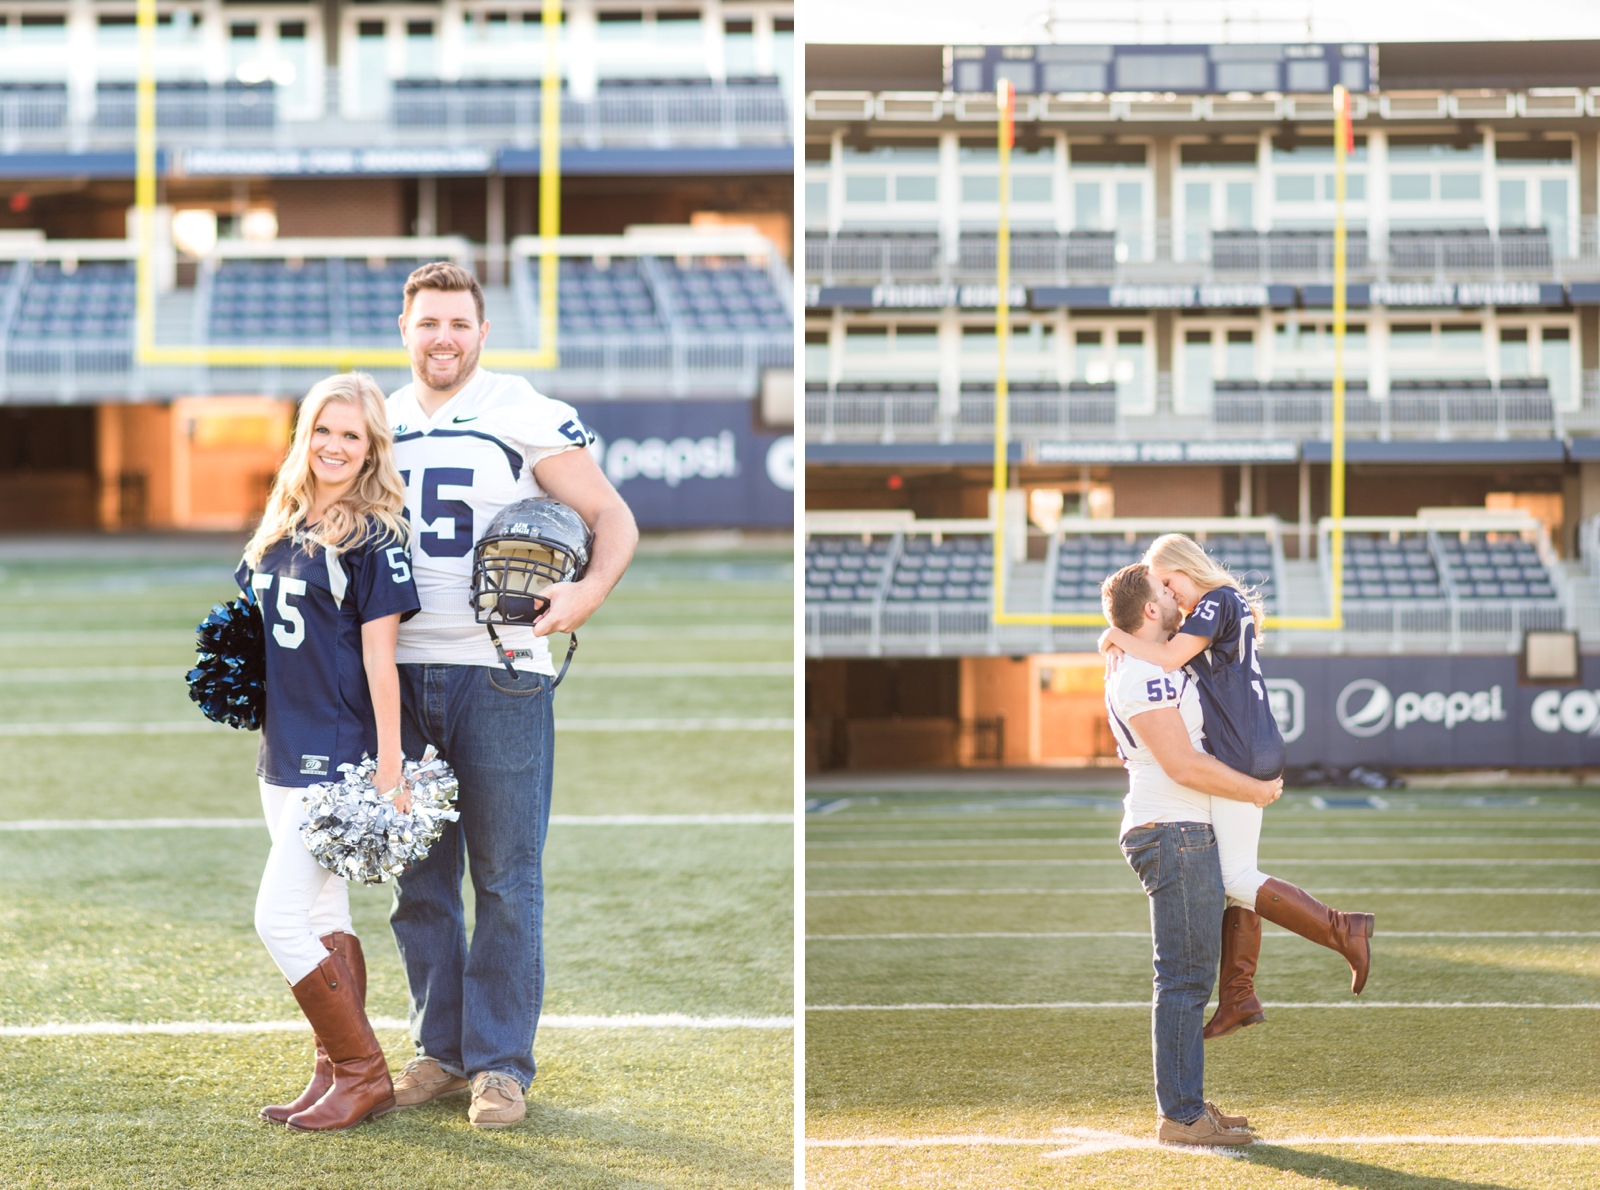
0;77;789;153
805;377;1585;444
394;77;789;146
803;227;1599;287
804;511;1288;658
512;229;792;399
1317;511;1568;653
0;239;138;401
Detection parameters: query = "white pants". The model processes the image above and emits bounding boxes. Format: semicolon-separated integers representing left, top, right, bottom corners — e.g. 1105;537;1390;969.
255;781;354;985
1211;795;1272;911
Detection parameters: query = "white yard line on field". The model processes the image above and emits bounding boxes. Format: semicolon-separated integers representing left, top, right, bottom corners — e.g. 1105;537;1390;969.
806;887;1600;896
0;718;793;736
808;858;1599;868
807;1128;1600;1155
0;814;792;831
805;1001;1600;1011
0;663;794;683
806;837;1600;848
0;1014;793;1038
805;931;1600;940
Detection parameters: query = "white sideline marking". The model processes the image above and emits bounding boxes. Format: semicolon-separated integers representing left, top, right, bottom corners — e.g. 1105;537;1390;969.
0;718;793;736
0;662;792;683
808;837;1600;849
0;625;791;645
808;858;1599;868
808;1129;1600;1155
558;718;793;731
0;814;792;832
806;1001;1600;1012
807;887;1600;896
0;1014;793;1038
805;931;1600;940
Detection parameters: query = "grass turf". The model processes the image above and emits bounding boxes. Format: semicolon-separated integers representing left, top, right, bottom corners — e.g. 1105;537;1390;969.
805;791;1600;1189
0;543;794;1189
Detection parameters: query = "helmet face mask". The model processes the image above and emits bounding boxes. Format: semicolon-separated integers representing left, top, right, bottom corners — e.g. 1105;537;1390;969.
471;498;593;627
473;538;572;624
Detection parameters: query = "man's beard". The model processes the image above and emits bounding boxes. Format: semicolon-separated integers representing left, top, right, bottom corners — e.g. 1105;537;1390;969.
1160;603;1183;635
414;339;481;393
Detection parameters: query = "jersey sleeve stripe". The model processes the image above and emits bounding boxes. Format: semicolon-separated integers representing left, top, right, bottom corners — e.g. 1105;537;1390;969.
424;428;524;480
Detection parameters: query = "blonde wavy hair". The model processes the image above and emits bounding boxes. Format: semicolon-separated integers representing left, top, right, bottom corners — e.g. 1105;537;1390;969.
243;372;410;567
1143;532;1266;640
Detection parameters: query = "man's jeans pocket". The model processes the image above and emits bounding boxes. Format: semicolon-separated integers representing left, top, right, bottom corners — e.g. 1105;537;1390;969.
1177;824;1215;853
1121;827;1162;893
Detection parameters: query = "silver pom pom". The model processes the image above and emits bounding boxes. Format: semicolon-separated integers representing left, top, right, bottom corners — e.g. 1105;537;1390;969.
299;746;461;885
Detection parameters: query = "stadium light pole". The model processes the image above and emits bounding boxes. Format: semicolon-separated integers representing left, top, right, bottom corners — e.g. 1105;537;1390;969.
133;0;561;371
989;83;1348;632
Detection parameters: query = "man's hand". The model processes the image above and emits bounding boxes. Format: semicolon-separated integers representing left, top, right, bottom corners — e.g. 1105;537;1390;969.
533;580;605;637
1251;777;1284;808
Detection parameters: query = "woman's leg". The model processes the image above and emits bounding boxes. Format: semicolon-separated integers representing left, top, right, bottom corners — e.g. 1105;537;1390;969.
255;784;348;984
1204;797;1270;1040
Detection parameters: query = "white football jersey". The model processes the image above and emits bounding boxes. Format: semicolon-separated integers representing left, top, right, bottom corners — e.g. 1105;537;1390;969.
388;367;592;672
1106;656;1213;837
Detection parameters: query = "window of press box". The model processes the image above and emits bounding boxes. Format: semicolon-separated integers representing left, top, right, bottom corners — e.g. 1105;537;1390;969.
843;327;889;353
279;20;305;38
1271;136;1368;162
1068;142;1147;167
358;20;384;37
1387;134;1482;161
230;22;258;39
959;137;1054;163
1496;139;1574;163
1179;142;1257;167
842;140;939;162
805;141;832;162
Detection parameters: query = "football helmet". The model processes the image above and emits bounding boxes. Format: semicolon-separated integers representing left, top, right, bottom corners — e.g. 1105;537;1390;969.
470;497;592;684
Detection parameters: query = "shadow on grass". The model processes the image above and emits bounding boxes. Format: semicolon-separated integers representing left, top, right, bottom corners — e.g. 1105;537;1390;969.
1241;1145;1519;1190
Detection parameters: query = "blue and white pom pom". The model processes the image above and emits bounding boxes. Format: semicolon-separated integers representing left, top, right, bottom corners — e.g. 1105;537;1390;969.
300;747;461;885
187;597;265;730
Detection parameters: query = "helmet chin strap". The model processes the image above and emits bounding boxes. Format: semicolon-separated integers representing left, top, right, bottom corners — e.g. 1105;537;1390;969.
485;621;579;688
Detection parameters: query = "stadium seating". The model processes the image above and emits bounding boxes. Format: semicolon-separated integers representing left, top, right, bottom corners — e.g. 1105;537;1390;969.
1434;531;1558;599
522;249;790;336
1340;531;1445;601
553;259;664;333
804;535;896;603
8;260;135;341
1052;530;1279;610
651;260;790;331
1331;521;1555;598
887;535;993;603
206;258;334;343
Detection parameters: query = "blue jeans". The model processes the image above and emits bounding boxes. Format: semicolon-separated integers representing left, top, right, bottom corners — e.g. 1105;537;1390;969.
390;663;555;1089
1120;822;1225;1125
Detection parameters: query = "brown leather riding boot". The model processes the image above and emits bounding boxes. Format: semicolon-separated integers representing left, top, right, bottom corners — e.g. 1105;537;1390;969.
1255;877;1375;995
1203;907;1266;1040
260;932;369;1124
284;953;395;1132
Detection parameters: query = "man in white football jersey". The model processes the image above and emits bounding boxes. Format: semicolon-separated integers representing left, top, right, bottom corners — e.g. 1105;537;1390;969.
1100;563;1280;1148
384;262;638;1128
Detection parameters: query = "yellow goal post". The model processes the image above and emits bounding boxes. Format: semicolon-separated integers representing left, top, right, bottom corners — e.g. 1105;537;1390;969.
133;0;562;370
988;80;1350;632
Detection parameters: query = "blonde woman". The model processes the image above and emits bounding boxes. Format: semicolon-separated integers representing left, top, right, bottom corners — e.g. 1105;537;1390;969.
238;373;419;1130
1100;533;1374;1039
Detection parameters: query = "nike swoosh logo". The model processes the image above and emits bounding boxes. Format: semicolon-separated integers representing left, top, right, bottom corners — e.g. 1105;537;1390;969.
452;415;478;424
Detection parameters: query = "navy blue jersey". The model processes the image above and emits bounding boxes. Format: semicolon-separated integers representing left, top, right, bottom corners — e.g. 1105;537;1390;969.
234;520;421;786
1177;586;1285;781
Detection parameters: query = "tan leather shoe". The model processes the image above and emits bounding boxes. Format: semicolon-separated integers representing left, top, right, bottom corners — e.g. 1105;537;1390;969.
1156;1110;1253;1147
1205;1101;1249;1130
393;1057;470;1109
468;1071;526;1128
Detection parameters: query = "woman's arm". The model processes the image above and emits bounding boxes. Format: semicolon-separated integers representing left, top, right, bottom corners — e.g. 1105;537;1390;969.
361;613;409;813
1098;625;1209;671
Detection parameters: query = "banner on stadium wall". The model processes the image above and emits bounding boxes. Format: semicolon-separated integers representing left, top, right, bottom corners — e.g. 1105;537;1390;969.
1263;655;1600;769
572;400;793;529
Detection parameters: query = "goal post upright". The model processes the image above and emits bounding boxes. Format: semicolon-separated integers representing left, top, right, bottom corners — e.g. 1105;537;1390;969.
133;1;562;371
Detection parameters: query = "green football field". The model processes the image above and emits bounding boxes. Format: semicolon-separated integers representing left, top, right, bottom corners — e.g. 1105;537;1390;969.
805;787;1600;1189
0;537;794;1190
